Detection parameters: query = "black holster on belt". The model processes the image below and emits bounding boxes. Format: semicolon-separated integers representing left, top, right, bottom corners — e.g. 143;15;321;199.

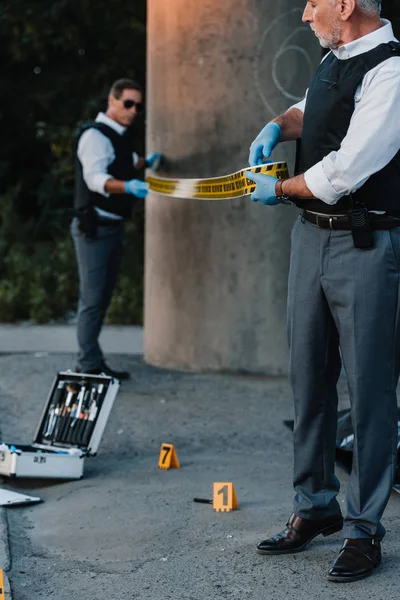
348;196;374;250
75;204;98;240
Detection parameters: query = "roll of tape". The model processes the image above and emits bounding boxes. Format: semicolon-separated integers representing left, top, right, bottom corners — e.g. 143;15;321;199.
147;161;288;201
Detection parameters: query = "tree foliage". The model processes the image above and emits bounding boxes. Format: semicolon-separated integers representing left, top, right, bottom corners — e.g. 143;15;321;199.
0;0;146;323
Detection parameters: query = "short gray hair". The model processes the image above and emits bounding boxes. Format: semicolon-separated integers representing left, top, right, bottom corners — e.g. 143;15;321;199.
356;0;382;15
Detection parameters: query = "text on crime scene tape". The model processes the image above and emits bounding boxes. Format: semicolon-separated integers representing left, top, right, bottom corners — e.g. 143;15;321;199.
147;162;288;201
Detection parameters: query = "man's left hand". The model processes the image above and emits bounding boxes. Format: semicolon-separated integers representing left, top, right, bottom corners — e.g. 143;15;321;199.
246;172;280;205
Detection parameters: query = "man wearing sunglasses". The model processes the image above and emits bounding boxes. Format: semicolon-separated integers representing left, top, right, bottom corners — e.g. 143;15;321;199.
72;78;162;380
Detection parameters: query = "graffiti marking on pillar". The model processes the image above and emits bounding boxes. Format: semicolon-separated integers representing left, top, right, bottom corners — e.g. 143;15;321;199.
255;8;318;116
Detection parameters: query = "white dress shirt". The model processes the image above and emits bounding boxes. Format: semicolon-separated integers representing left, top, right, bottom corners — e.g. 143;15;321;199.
77;112;139;219
290;20;400;205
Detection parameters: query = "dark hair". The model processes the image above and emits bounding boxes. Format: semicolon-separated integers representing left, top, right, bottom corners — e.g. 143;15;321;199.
109;78;143;99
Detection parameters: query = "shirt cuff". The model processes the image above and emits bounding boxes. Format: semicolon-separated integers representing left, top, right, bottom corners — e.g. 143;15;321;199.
88;173;112;197
304;162;342;205
289;98;306;113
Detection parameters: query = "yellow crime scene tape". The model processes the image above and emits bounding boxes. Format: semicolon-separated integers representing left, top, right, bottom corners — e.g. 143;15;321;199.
147;162;288;200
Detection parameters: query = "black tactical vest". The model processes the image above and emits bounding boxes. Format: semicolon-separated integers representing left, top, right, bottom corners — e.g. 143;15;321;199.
74;122;137;219
296;41;400;214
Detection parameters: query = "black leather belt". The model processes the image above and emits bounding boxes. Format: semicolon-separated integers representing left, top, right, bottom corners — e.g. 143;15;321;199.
302;211;400;231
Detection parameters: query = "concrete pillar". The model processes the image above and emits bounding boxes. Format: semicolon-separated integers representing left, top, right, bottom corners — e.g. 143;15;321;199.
145;0;320;374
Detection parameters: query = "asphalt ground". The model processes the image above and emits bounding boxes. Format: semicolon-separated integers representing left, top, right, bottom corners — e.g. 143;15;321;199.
0;352;399;599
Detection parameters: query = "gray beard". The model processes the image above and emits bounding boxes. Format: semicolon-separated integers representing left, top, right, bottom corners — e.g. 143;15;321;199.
312;25;342;50
319;36;337;49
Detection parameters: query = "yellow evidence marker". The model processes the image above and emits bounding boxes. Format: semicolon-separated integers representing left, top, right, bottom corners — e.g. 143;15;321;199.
213;482;239;512
0;568;5;600
158;443;180;470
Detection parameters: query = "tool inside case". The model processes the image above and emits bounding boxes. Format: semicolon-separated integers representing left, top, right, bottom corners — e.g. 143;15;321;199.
31;372;116;454
35;375;107;451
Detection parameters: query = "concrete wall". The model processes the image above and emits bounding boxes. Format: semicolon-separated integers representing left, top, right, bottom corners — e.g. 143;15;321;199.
145;0;320;374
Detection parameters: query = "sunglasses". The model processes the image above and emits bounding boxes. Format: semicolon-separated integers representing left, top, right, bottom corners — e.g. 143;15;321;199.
123;99;143;111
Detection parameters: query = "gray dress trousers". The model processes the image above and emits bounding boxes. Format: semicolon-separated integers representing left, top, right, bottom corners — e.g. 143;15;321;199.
288;216;400;540
71;217;124;372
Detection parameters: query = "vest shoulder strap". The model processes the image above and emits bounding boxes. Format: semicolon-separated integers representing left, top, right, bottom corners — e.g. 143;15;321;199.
388;41;400;53
359;41;400;73
77;121;122;146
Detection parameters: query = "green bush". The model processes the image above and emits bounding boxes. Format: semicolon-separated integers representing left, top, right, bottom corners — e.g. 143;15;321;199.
0;205;144;324
0;214;144;324
0;236;78;323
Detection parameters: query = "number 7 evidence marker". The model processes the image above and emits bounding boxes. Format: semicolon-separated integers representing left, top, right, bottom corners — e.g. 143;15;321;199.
158;444;180;470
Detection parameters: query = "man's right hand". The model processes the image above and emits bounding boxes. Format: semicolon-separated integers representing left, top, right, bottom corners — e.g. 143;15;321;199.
124;179;149;198
249;122;282;167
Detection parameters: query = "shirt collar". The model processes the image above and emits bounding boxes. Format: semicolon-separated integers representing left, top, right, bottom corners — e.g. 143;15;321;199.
95;112;127;135
332;19;398;60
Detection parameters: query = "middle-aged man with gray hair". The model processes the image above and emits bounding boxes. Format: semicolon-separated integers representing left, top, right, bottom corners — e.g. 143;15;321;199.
247;0;400;583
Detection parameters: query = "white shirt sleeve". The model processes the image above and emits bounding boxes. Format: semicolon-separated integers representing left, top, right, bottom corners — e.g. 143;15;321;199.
289;90;307;114
77;129;116;196
305;59;400;204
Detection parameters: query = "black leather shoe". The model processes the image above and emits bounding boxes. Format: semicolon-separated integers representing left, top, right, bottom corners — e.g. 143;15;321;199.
257;513;343;555
76;362;130;381
327;538;381;582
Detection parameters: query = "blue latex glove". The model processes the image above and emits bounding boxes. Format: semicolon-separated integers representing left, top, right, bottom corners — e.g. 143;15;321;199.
145;152;163;170
248;122;282;167
124;179;149;198
246;171;280;205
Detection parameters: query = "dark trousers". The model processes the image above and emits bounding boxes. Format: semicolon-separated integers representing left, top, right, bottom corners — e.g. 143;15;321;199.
71;218;124;371
288;217;400;540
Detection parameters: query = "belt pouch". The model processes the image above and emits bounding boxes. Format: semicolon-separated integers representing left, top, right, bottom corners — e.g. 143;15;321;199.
349;205;374;249
76;205;98;239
